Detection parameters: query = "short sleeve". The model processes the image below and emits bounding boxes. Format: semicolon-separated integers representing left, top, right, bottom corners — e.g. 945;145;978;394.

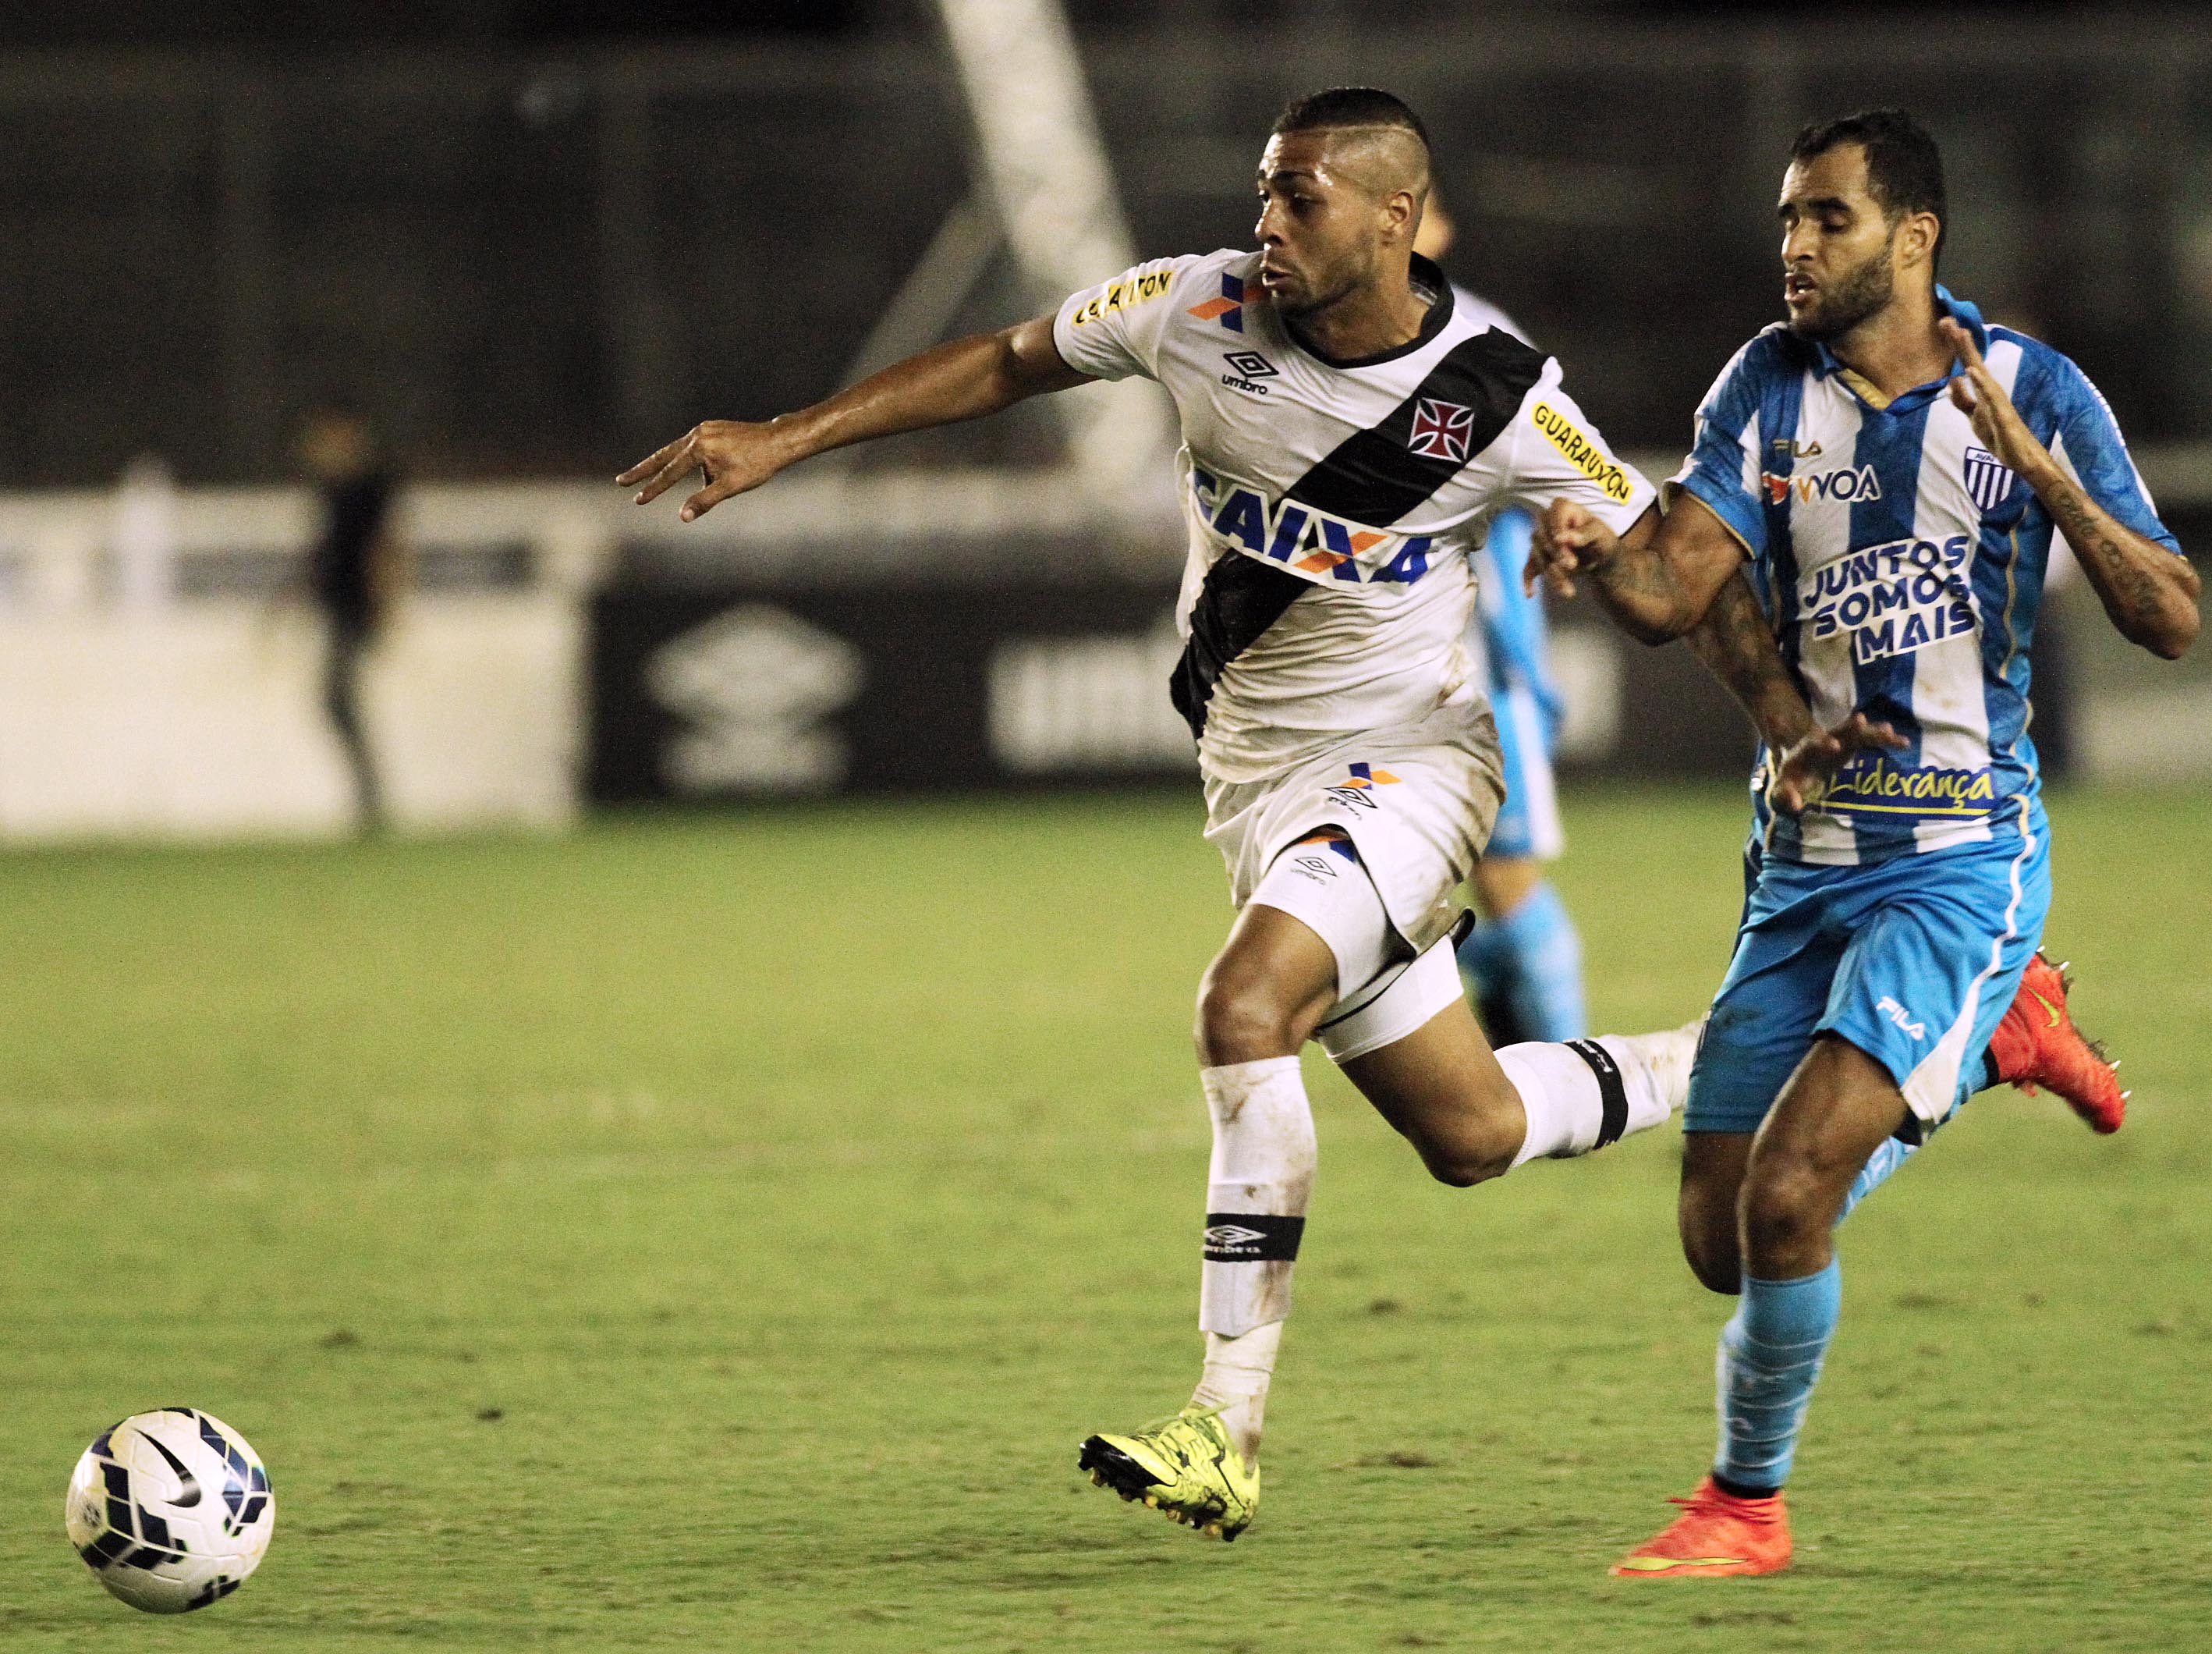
2047;357;2182;555
1663;341;1767;557
1500;361;1655;534
1050;255;1197;385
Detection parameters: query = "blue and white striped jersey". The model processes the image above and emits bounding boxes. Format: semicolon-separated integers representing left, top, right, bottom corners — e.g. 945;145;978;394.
1670;287;2181;866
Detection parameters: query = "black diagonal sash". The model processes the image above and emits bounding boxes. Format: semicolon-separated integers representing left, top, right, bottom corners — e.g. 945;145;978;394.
1169;327;1548;740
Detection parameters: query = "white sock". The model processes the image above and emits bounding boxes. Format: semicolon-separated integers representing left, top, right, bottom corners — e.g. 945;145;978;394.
1192;1056;1313;1463
1191;1321;1283;1464
1499;1027;1693;1168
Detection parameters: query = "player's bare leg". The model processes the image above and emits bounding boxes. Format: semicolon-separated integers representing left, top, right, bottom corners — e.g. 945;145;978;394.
1619;1035;1905;1577
1678;951;2127;1301
1083;868;1698;1541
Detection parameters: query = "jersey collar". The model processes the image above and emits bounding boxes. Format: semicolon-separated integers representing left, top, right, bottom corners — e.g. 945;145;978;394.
1285;254;1456;371
1810;285;1987;414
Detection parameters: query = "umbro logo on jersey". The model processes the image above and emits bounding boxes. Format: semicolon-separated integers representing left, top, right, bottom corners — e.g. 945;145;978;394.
1407;398;1476;463
1222;350;1277;378
1963;445;2016;513
1187;272;1246;332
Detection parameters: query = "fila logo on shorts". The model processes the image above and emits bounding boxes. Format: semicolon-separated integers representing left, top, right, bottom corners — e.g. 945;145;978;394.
1407;398;1476;463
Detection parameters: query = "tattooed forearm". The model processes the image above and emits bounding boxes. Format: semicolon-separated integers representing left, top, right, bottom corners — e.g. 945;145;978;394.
1686;571;1813;748
1589;547;1696;642
2032;467;2201;658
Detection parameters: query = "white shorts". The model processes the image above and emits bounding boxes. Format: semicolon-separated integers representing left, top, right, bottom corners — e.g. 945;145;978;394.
1203;690;1505;958
1210;692;1505;1062
1246;834;1468;1061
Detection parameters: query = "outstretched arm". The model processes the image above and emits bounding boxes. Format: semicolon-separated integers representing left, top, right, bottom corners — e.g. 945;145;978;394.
619;314;1090;521
1941;318;2197;659
1685;570;1905;813
1527;488;1756;644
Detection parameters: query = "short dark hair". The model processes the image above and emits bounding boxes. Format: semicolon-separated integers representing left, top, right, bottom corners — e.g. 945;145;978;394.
1272;86;1430;152
1792;108;1947;262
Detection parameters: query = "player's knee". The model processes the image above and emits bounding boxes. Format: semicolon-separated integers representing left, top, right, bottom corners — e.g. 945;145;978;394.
1417;1140;1510;1188
1406;1110;1521;1188
1195;968;1301;1066
1680;1214;1743;1296
1739;1164;1831;1264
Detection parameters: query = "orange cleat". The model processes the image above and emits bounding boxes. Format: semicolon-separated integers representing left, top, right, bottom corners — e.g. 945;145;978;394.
1987;952;2126;1134
1610;1475;1792;1578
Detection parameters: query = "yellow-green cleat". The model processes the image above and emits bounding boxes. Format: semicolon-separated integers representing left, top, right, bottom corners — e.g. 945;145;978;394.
1077;1407;1259;1541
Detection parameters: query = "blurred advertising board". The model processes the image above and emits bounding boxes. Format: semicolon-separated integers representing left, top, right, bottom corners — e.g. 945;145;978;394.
585;561;1785;803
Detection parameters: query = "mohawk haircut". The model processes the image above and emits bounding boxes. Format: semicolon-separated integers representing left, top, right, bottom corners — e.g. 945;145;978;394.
1271;86;1430;153
1792;108;1948;263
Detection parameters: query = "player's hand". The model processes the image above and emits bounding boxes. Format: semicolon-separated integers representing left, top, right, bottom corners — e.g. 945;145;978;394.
1940;319;2052;480
1768;712;1909;815
617;421;788;522
1526;498;1620;598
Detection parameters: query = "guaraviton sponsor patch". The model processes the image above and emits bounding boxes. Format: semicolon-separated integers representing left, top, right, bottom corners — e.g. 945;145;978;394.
1531;402;1633;503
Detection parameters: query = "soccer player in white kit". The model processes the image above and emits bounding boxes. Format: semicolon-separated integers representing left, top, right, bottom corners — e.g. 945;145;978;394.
619;87;1840;1542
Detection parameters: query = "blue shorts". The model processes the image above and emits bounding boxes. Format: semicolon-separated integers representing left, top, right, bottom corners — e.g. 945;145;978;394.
1485;680;1563;861
1685;822;2051;1138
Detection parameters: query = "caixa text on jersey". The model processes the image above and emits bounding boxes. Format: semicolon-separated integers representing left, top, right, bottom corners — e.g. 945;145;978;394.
1190;466;1436;587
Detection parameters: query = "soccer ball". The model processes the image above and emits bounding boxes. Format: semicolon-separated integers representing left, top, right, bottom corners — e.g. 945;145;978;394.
65;1408;275;1613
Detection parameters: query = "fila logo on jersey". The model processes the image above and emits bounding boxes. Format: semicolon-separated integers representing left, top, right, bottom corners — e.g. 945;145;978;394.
1770;437;1824;458
1191;467;1435;586
1187;272;1246;332
1407;398;1476;463
1763;463;1884;506
1963;445;2016;513
1531;403;1634;503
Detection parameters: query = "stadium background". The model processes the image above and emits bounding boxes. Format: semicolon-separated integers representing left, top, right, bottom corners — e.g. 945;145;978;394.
2;4;2206;1651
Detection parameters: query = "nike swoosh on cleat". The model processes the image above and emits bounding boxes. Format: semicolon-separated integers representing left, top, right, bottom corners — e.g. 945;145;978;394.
2028;989;2061;1028
1613;1556;1746;1571
140;1432;203;1509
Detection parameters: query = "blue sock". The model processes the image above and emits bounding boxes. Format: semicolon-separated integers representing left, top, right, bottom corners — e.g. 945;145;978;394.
1501;882;1586;1042
1713;1261;1842;1494
1461;882;1586;1043
1455;912;1512;999
1837;1135;1916;1223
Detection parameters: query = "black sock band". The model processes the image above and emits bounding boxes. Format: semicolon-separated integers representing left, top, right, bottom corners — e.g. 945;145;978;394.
1203;1213;1305;1262
1564;1038;1629;1149
1710;1471;1781;1501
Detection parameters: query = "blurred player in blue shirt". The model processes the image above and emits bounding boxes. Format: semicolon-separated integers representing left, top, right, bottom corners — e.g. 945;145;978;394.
1414;201;1586;1045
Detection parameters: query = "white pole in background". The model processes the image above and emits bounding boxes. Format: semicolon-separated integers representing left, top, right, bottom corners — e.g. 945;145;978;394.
934;0;1175;511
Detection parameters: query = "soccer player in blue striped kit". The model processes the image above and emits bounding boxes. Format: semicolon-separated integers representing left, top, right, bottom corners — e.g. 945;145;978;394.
1532;109;2200;1575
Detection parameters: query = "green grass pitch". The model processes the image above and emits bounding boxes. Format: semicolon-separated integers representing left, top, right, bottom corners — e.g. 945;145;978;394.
2;786;2206;1652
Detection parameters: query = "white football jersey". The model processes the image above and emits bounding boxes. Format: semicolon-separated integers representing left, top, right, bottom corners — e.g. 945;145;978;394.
1054;248;1653;782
